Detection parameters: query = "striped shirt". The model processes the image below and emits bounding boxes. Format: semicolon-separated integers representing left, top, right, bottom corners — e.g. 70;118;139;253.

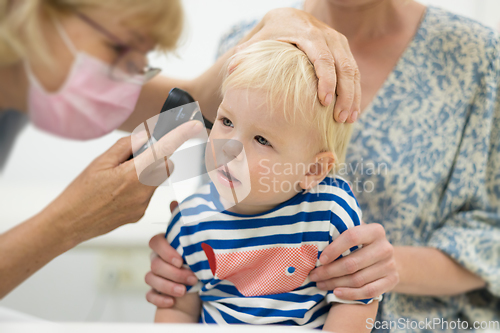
165;176;381;328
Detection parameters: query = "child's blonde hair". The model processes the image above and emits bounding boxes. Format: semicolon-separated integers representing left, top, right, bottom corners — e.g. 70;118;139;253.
222;40;352;174
0;0;183;66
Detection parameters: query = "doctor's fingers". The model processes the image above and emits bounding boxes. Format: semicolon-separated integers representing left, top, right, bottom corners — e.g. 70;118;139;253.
134;158;175;187
131;120;204;182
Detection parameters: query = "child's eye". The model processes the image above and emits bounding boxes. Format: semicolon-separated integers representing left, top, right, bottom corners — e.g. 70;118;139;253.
221;117;233;128
255;135;271;147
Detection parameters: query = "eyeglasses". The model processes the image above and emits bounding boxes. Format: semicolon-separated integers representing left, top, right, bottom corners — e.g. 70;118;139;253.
74;11;161;83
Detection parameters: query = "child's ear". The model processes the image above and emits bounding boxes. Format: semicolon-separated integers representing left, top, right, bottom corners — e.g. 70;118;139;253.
299;152;335;190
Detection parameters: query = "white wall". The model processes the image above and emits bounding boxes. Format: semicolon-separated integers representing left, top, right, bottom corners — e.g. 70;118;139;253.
1;0;499;323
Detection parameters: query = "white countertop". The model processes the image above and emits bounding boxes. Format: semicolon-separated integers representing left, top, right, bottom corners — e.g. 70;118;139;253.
0;323;313;333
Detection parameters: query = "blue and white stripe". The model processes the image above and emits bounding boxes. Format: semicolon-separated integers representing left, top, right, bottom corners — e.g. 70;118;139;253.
165;176;381;328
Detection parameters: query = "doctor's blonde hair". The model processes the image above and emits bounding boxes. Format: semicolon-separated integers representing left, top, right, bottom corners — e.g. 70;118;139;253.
0;0;183;66
222;40;352;174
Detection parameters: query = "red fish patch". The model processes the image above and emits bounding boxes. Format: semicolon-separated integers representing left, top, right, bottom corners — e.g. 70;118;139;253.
201;243;318;296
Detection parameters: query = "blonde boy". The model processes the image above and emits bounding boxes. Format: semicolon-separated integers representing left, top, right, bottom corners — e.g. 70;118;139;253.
155;41;381;331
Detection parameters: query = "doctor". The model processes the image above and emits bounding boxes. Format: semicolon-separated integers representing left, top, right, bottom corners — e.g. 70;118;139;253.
0;0;371;299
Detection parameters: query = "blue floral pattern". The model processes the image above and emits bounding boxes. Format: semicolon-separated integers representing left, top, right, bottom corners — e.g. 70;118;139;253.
216;5;500;332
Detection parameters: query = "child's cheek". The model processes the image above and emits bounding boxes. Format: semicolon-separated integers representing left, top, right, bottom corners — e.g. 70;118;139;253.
248;157;271;184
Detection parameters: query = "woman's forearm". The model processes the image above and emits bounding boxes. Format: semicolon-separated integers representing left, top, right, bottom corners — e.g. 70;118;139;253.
154;293;201;323
1;118;199;300
120;49;234;133
0;208;78;299
324;301;378;333
124;20;265;133
393;246;486;296
187;49;234;122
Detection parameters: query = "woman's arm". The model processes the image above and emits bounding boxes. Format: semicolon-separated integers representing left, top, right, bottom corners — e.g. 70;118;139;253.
308;224;485;300
120;7;361;133
119;52;230;133
323;301;378;333
392;246;486;296
0;121;202;299
0;207;78;299
308;230;486;300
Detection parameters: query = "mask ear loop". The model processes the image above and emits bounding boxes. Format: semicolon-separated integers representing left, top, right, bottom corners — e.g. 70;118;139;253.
51;14;78;57
23;13;79;94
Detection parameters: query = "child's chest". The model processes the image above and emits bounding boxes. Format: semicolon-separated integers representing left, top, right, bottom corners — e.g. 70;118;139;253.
180;218;332;297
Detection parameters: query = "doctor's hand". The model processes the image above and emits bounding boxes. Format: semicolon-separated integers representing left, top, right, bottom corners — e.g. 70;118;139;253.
48;120;204;243
0;121;203;300
233;7;360;123
309;223;399;300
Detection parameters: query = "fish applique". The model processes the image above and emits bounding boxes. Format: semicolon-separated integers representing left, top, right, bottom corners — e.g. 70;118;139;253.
201;243;318;297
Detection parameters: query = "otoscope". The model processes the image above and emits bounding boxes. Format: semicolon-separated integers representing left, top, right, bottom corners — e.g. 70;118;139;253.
131;88;213;159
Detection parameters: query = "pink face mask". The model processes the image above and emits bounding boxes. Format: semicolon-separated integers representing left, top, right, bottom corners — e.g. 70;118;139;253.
25;17;145;140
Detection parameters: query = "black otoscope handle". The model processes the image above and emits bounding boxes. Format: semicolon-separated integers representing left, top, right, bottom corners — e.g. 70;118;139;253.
128;88;213;160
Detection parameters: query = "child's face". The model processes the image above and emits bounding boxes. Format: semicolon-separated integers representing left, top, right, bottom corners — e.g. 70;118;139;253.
206;88;329;215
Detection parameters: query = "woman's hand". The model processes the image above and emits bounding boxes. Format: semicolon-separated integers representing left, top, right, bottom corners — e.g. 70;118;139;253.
0;121;203;299
145;201;198;308
309;223;399;300
234;7;360;123
47;120;204;244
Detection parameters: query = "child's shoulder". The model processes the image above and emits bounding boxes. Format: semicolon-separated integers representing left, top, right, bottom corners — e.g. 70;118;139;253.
303;176;362;217
307;176;356;200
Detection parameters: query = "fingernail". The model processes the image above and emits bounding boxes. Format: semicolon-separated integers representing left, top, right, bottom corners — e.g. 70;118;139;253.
351;111;359;122
319;254;329;265
172;258;183;268
164;298;174;306
334;289;343;297
317;282;326;290
187;276;198;285
174;286;185;296
325;93;333;106
338;110;348;123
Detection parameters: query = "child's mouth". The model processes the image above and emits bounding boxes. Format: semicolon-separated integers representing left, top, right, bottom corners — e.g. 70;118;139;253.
217;166;241;188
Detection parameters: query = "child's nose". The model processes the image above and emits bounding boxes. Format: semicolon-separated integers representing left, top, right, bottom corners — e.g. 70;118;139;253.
222;139;244;161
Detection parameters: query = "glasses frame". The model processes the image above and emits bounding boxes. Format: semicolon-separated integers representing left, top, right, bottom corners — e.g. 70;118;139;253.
74;11;161;82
